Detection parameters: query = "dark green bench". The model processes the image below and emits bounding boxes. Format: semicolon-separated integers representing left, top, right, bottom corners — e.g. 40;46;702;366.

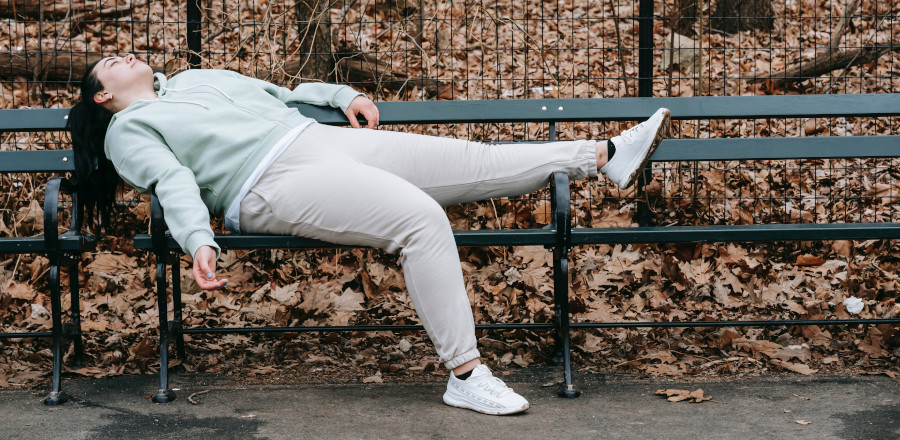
133;93;900;403
0;109;95;404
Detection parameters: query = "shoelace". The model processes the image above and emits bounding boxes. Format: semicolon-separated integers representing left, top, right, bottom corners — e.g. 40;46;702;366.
620;122;645;144
475;376;514;398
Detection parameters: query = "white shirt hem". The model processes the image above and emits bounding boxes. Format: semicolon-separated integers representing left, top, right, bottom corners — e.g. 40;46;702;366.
224;122;312;233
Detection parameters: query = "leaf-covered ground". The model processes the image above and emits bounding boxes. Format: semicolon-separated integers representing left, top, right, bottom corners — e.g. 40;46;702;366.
1;0;898;388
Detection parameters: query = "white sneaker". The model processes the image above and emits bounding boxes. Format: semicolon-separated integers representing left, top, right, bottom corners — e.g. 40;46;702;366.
443;364;530;415
600;107;671;189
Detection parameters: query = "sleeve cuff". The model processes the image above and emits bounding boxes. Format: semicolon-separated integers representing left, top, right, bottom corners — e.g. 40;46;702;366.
334;87;366;112
185;231;221;260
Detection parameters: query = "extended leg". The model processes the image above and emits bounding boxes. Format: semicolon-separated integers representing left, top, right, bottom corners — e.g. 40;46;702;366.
240;156;480;369
293;123;598;206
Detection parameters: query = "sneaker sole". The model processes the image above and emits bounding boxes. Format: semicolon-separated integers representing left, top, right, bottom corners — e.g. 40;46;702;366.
619;108;670;189
443;391;530;415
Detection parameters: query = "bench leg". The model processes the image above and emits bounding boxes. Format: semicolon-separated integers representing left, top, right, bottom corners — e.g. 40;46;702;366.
171;260;186;367
43;264;69;406
553;247;581;398
152;260;176;403
67;261;84;369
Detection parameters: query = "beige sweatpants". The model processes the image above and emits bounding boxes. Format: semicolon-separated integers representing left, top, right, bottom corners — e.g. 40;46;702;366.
239;123;597;369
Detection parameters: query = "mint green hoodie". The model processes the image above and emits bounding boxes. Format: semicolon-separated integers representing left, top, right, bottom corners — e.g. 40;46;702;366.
104;69;363;257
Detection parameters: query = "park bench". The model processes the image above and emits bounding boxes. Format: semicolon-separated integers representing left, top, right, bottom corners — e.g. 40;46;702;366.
134;93;900;403
0;108;94;405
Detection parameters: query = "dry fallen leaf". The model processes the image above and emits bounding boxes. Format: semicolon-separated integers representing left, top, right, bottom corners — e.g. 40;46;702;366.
795;420;811;425
362;374;384;383
771;359;818;375
795;254;826;266
655;388;712;403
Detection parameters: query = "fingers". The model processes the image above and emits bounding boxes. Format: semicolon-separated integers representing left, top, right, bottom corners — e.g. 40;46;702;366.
192;246;228;290
346;97;379;129
364;105;379;129
345;109;361;129
192;263;223;290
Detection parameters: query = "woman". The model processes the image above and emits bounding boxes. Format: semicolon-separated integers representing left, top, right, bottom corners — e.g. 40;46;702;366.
68;53;670;415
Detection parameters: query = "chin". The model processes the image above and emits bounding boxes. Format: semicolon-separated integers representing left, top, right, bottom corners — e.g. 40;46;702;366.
138;62;154;76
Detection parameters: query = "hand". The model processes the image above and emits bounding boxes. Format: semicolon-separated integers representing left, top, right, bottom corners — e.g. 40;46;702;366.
344;95;380;129
192;245;228;290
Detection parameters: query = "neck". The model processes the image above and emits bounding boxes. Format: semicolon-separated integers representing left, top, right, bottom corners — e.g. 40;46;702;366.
109;89;158;113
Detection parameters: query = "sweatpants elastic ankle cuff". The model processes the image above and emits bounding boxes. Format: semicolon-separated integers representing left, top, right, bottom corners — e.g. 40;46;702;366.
584;140;599;178
444;348;481;370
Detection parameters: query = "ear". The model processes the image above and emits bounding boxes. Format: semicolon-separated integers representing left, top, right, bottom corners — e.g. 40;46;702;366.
93;91;111;105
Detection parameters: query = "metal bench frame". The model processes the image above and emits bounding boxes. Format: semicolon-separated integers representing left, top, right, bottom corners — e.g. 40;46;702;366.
3;93;897;404
0;117;96;404
133;93;900;403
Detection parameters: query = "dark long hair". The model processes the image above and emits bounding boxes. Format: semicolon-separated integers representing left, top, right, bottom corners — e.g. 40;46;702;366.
67;59;123;229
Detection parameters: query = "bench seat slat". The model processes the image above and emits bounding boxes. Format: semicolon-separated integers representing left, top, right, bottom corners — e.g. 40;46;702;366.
134;222;900;251
571;222;900;245
133;229;559;251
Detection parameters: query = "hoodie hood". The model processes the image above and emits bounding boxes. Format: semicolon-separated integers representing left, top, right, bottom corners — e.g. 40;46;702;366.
153;72;167;95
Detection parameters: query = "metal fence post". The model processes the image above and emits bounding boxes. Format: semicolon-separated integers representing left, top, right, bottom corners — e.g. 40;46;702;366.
187;0;202;69
635;0;654;226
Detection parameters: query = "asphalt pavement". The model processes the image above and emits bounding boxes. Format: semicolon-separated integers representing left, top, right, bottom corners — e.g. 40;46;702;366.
0;367;897;439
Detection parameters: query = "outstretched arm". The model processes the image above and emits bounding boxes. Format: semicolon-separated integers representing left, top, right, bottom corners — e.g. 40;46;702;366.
107;124;225;290
229;71;379;128
229;70;364;113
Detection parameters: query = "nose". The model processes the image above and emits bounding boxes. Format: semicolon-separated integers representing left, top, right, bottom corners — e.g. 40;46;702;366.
124;53;135;64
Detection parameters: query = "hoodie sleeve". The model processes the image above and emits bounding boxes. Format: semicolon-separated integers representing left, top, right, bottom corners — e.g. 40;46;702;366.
105;120;221;259
228;70;364;113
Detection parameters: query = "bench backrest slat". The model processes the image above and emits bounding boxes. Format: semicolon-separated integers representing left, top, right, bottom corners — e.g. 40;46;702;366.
1;136;895;170
654;135;900;161
0;150;75;172
0;108;70;131
2;95;895;131
292;94;900;124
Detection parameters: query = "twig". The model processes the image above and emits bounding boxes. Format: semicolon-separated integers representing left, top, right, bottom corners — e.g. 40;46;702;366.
830;0;860;50
606;0;629;96
822;14;894;94
612;356;654;368
489;198;501;231
479;7;560;96
187;389;210;405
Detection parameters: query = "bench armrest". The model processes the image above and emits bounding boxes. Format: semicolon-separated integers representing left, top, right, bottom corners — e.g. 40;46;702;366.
42;176;83;251
549;171;571;246
149;187;170;257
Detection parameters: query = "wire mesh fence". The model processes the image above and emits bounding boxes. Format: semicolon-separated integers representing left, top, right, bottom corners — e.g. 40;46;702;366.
2;1;897;228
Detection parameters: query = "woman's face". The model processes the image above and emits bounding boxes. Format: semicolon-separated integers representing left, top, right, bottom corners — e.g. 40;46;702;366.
91;53;154;104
